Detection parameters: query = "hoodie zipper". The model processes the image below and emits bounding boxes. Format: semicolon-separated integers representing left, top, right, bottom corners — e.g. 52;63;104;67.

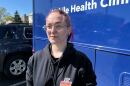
53;60;60;86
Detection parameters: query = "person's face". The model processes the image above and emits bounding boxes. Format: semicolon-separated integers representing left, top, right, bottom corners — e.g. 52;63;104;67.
45;12;71;45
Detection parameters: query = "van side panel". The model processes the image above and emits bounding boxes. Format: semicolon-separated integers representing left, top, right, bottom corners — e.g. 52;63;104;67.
33;0;130;86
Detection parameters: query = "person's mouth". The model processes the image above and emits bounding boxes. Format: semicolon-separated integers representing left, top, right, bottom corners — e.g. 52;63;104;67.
50;35;56;38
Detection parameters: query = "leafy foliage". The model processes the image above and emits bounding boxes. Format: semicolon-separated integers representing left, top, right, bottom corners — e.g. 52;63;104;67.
0;7;13;25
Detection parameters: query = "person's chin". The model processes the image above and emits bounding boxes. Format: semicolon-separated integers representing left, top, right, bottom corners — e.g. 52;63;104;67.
50;40;61;45
50;40;57;44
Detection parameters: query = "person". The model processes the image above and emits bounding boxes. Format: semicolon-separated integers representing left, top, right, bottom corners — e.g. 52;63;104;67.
26;9;97;86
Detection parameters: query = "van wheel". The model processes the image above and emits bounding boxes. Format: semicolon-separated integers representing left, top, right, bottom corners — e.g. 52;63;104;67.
4;55;28;78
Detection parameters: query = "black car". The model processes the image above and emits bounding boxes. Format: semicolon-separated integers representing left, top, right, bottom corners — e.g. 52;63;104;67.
0;23;32;78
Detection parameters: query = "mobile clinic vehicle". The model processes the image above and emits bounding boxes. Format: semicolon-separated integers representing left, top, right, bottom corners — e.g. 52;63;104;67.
33;0;130;86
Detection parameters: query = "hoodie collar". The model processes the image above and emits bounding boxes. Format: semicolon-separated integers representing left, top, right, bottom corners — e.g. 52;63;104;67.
44;43;75;64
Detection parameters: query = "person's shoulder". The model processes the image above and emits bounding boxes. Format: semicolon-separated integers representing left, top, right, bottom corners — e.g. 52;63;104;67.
68;43;89;60
75;50;91;63
28;50;43;62
75;50;87;58
33;50;43;57
32;44;50;58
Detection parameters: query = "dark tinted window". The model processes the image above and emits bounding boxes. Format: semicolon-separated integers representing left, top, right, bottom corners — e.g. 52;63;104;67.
0;26;18;39
24;27;32;39
0;24;32;40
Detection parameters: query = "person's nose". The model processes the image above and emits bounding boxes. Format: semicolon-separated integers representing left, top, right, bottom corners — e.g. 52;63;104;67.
51;26;57;33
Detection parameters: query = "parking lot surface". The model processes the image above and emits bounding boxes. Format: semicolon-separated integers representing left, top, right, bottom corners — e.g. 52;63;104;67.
0;73;26;86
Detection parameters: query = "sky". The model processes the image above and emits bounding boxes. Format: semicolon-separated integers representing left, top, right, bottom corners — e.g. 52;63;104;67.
0;0;32;16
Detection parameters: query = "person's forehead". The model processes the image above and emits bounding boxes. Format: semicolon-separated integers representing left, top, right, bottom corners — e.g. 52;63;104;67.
46;12;65;23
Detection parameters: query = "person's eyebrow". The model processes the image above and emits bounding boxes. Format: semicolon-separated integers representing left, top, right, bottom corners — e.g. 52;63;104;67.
55;22;64;24
46;22;63;25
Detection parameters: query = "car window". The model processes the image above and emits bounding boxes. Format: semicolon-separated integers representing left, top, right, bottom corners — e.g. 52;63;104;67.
5;26;19;39
0;25;32;40
23;27;32;39
0;26;19;40
4;30;18;39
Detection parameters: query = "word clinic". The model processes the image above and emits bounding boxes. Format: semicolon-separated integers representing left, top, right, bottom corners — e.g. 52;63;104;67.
101;0;129;7
59;0;129;13
70;0;129;13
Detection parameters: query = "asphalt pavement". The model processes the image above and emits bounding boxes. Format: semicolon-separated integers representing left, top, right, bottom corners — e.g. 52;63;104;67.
0;73;26;86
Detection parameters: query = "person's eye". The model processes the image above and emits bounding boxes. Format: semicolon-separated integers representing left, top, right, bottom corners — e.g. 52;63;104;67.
46;25;52;29
55;25;63;29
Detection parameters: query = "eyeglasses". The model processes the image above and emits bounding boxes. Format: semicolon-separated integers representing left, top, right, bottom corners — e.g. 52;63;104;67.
43;23;67;30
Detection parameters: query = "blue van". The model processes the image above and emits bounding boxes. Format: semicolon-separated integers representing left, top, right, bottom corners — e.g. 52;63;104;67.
33;0;130;86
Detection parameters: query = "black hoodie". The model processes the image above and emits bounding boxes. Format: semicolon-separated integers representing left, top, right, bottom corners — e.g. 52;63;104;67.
26;43;97;86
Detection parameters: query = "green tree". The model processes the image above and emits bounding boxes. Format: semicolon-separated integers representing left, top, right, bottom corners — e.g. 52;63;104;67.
0;7;13;25
13;11;22;23
4;16;14;22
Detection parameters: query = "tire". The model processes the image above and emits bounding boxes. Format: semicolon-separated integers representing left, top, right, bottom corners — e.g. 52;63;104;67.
3;55;28;78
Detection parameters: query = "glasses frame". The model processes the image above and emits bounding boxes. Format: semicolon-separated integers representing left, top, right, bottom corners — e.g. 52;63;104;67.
43;23;68;31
